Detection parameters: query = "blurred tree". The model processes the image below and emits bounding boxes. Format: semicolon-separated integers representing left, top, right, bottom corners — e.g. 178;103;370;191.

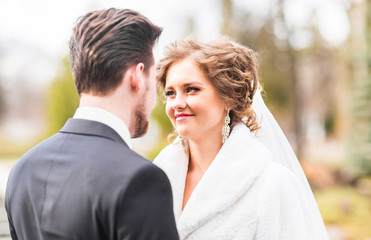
220;0;350;160
0;51;5;122
221;0;304;157
0;83;5;122
44;55;79;137
348;0;371;175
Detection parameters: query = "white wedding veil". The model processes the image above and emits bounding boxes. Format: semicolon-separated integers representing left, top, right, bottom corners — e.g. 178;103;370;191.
251;90;329;239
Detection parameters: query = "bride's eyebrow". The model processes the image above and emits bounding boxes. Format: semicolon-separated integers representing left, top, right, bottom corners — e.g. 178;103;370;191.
165;81;204;90
183;81;203;87
164;85;174;91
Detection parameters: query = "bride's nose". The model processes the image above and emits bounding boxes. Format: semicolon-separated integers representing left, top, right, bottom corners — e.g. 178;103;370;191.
171;94;187;110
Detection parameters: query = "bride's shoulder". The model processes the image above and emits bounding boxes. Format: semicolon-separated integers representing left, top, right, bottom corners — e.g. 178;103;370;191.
259;161;302;191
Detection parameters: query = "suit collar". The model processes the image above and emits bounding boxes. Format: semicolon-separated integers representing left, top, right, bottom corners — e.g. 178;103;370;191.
60;118;129;148
155;123;272;238
73;107;132;148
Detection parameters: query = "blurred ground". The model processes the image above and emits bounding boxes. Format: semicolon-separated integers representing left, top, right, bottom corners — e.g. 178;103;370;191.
0;162;11;201
0;161;11;239
0;198;10;240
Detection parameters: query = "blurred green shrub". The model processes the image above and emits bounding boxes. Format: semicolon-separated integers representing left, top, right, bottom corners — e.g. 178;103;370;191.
315;187;371;240
146;97;174;160
44;56;79;137
0;139;31;160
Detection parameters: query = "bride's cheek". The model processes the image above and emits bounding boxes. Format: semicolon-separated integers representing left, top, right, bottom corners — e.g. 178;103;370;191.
165;105;172;118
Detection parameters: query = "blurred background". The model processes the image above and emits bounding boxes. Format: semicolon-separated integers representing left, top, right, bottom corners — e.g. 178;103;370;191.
0;0;370;239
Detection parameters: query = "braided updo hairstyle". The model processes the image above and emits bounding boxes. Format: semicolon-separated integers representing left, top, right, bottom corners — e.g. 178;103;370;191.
157;37;260;133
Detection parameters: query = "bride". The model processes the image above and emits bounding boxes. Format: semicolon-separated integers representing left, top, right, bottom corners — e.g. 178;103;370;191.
154;37;329;239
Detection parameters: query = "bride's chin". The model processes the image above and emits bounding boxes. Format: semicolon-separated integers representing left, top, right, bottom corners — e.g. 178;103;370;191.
176;128;191;139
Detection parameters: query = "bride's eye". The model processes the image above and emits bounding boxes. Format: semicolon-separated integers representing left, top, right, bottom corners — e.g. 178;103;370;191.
164;90;175;97
186;87;200;93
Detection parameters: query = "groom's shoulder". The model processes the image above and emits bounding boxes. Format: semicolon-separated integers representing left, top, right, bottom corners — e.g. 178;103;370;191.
76;133;165;178
15;132;62;160
14;130;153;169
89;144;170;196
103;144;162;176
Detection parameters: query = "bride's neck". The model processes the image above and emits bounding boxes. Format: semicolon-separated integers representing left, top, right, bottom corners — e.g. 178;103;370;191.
188;134;223;173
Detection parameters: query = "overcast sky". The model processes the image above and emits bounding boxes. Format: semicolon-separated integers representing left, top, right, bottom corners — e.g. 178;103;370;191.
0;0;352;142
0;0;350;85
0;0;227;86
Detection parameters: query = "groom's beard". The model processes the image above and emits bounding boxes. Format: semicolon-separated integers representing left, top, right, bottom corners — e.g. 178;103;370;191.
132;102;149;138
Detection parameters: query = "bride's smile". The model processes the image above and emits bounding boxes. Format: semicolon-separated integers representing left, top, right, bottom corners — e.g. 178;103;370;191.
174;113;194;121
164;58;227;143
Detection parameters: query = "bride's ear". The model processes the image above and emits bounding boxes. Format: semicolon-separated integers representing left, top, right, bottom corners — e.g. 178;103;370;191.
224;102;235;112
225;99;238;111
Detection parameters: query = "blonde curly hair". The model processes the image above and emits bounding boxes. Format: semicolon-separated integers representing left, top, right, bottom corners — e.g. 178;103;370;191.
157;37;260;133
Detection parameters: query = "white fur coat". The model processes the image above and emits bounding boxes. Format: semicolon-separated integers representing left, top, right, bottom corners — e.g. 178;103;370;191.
154;123;320;240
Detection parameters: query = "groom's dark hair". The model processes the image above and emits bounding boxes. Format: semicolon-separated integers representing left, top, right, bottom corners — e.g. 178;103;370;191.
69;8;162;95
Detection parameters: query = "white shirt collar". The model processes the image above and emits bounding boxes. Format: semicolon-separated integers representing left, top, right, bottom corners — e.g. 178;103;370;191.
73;107;132;148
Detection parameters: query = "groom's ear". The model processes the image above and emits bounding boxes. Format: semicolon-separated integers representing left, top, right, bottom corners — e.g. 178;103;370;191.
130;63;146;93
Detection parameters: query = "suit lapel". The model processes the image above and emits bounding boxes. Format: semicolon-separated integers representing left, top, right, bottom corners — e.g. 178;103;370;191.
60;118;129;147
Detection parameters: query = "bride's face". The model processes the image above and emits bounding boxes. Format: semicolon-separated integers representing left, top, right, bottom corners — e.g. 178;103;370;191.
164;58;227;143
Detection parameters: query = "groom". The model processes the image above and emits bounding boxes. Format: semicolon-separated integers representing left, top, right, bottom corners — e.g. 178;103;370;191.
5;8;179;240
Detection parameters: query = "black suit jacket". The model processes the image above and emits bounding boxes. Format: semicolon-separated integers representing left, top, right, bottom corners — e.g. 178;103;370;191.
5;118;179;240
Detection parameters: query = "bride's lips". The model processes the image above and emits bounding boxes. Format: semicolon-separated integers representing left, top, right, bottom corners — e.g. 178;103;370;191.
175;113;194;121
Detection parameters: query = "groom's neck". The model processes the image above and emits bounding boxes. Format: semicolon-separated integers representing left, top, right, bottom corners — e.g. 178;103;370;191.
78;90;132;132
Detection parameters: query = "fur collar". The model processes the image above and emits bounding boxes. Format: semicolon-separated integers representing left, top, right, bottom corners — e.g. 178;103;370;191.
154;123;272;238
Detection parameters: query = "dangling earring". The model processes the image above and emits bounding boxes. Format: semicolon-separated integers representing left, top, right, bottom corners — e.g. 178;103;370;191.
222;108;231;143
